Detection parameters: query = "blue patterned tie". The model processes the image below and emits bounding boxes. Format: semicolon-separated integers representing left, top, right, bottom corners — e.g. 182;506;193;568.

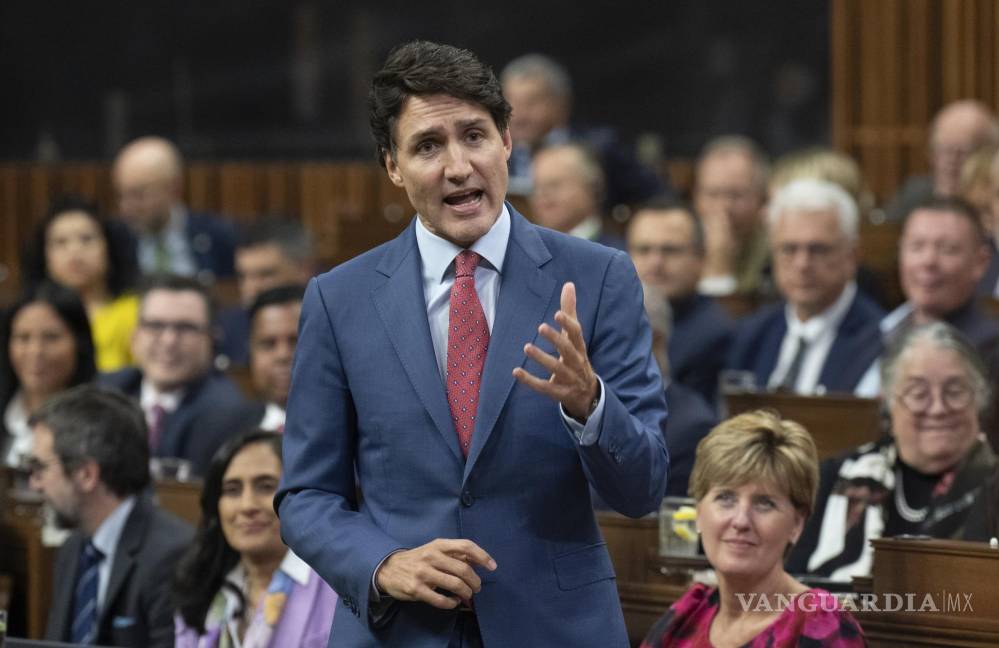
70;540;104;644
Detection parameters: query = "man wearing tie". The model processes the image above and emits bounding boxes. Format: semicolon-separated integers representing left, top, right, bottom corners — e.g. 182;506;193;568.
276;41;668;647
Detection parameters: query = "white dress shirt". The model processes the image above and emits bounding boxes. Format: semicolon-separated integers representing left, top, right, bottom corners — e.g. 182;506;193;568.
853;302;914;397
136;207;197;276
91;496;138;612
3;391;32;468
767;282;857;395
259;403;286;432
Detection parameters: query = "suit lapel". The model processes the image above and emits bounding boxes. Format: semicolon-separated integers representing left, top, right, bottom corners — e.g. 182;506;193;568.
52;534;84;640
98;500;148;632
372;225;463;463
464;211;556;480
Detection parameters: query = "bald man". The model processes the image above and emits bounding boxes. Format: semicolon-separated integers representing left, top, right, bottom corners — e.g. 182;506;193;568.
112;136;236;280
885;100;999;221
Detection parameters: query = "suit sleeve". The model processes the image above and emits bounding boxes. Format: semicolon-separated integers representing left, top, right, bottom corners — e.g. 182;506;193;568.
142;537;189;648
575;251;669;517
275;278;404;630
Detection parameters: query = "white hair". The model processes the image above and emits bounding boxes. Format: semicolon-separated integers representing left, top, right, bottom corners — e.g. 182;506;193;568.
767;178;859;243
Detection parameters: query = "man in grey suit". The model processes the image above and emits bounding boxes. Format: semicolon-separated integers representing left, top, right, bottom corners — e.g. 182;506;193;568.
27;385;192;648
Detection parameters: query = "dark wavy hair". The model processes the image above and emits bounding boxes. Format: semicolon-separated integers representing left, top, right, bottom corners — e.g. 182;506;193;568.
22;194;138;298
0;281;97;418
172;429;283;634
368;40;512;167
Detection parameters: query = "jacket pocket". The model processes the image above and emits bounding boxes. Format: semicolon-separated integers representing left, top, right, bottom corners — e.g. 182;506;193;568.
552;542;616;591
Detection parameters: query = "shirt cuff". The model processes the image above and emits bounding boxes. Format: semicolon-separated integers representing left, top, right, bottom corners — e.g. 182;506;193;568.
698;275;737;296
560;377;606;446
369;550;403;622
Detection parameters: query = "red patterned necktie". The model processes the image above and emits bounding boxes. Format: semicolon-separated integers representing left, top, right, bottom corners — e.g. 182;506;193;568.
148;404;166;453
446;250;490;457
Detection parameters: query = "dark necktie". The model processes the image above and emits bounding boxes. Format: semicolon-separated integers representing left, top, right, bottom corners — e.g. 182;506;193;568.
778;335;810;392
71;540;104;645
446;251;490;457
148;404;166;453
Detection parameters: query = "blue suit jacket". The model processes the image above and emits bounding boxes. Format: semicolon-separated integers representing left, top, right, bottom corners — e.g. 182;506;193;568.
185;210;236;279
276;206;668;648
727;290;885;394
669;294;734;405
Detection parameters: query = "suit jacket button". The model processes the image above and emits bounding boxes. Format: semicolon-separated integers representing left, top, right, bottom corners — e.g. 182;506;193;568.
461;490;474;507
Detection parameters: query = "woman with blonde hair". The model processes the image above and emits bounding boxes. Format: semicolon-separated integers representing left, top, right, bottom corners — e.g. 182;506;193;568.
642;410;864;648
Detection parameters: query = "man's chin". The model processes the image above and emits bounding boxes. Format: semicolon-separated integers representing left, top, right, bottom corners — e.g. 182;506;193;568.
50;507;79;530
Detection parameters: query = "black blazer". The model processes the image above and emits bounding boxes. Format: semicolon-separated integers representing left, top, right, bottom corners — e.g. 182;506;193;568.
45;497;193;648
669;293;734;405
100;368;258;476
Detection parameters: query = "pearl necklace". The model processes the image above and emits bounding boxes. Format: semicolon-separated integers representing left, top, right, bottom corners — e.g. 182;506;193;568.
894;467;928;523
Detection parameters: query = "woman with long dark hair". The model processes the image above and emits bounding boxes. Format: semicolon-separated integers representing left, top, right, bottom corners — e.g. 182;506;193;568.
173;430;337;647
0;281;96;468
23;194;140;371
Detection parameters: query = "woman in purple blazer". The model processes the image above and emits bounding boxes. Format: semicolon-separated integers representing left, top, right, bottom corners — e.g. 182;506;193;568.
172;430;337;647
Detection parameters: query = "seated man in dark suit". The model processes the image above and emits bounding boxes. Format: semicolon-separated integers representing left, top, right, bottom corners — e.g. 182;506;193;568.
529;142;625;250
245;284;304;431
501;53;664;206
101;275;255;476
728;178;884;395
855;195;999;396
112;136;236;282
628;196;734;405
27;384;192;648
217;219;313;366
884;100;998;222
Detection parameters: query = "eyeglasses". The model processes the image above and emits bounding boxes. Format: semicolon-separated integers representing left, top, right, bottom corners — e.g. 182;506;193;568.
774;242;841;261
630;243;697;258
895;378;975;414
139;319;210;338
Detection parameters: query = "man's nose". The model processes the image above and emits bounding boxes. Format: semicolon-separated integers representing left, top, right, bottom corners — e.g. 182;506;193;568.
444;144;472;182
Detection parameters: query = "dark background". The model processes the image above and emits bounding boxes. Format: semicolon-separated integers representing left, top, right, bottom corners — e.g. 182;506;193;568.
0;1;829;162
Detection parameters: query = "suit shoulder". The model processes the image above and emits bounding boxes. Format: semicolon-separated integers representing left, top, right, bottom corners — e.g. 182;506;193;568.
733;302;784;337
98;367;142;392
531;225;622;267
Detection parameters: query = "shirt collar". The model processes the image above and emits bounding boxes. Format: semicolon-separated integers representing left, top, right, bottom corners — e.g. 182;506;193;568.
224;549;311;591
414;203;510;284
91;496;137;558
140;380;185;413
783;281;857;342
568;215;602;241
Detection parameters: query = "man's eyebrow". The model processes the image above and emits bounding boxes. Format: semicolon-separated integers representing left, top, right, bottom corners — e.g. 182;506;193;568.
406;118;489;144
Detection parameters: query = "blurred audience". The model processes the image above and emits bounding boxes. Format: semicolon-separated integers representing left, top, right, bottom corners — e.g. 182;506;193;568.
788;323;995;581
246;285;304;431
112;136;236;281
692;135;771;297
218;219;313;367
100;275;256;477
640;285;717;498
24;194;140;371
628;197;733;404
768;147;888;307
728;179;883;395
173;430;336;647
529;142;625;249
501;53;664;206
884;100;999;221
959;145;999;296
642;410;864;647
0;282;96;469
855;196;998;396
30;384;192;647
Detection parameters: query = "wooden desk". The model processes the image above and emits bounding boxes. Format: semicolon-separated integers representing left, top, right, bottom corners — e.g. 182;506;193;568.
724;391;883;460
0;497;56;639
856;537;999;647
153;479;203;528
598;511;702;646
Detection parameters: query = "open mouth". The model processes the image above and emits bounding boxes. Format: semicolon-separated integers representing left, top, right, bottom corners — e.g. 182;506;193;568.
444;189;484;207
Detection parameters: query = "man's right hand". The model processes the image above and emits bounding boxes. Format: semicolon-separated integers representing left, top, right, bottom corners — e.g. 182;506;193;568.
700;208;737;278
375;539;497;609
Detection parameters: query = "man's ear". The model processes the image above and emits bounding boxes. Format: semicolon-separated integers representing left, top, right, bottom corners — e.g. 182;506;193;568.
72;459;102;494
385;151;405;188
502;127;513;161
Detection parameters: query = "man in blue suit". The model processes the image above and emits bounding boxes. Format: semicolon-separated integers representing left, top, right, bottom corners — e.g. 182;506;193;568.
728;178;884;395
275;41;668;647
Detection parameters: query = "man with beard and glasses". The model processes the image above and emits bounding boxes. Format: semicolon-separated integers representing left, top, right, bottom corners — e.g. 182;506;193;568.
28;384;192;648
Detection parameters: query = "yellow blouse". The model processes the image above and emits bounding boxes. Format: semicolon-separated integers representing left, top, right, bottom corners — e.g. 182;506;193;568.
90;293;140;372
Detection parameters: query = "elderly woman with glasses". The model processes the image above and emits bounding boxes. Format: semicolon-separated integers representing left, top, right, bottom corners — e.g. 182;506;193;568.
787;321;996;581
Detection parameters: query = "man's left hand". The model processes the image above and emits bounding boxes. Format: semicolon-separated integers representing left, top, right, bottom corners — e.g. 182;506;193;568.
513;282;598;421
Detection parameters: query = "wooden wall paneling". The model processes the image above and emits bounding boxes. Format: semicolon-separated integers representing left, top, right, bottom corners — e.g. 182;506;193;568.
185;163;220;214
0;166;25;302
262;163;298;216
219;163;263;223
299;163;342;266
